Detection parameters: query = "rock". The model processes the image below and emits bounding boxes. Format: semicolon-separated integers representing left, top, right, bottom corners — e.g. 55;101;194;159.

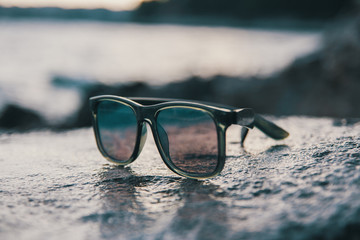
266;13;360;117
0;104;46;131
1;117;360;239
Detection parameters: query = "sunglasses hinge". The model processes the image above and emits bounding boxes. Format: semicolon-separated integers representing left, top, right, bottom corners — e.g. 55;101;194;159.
233;108;255;128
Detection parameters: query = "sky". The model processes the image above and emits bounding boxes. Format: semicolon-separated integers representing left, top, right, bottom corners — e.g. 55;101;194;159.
0;0;148;11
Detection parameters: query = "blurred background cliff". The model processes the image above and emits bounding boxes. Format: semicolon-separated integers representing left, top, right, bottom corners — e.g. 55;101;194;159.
0;0;359;130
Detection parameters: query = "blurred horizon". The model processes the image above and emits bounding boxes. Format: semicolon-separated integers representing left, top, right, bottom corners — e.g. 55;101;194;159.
0;0;147;11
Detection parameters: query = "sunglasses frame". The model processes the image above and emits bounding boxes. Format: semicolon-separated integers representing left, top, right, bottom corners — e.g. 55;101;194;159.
90;95;288;179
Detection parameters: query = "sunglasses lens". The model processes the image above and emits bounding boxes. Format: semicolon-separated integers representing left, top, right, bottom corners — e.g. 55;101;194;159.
96;101;138;162
157;107;218;175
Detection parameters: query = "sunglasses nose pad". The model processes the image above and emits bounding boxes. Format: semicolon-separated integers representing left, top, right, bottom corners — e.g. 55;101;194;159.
138;123;148;153
157;124;170;157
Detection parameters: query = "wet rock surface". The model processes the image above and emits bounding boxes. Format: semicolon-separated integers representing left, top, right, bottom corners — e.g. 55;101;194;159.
1;117;360;239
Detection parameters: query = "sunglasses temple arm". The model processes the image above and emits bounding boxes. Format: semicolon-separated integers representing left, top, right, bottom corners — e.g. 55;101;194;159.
240;114;289;146
240;127;249;147
234;108;255;147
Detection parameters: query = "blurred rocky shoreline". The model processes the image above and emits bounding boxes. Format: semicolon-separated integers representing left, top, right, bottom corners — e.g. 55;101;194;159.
0;8;359;131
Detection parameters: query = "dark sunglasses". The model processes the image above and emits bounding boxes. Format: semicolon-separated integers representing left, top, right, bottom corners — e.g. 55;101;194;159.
89;95;289;179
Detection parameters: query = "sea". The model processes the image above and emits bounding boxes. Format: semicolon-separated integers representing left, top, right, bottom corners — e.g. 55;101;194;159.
0;19;320;122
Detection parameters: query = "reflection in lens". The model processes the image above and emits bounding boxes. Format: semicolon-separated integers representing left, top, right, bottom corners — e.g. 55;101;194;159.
157;107;218;175
97;101;138;162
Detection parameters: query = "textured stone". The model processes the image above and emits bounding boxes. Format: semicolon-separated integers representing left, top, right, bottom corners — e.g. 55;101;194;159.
1;117;360;239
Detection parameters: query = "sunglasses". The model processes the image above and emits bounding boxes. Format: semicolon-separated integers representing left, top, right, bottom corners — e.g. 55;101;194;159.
89;95;289;179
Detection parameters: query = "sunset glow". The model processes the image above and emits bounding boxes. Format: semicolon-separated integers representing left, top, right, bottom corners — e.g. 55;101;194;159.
0;0;146;11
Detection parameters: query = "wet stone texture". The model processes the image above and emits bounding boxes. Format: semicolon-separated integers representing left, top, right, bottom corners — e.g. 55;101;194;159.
1;117;360;240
